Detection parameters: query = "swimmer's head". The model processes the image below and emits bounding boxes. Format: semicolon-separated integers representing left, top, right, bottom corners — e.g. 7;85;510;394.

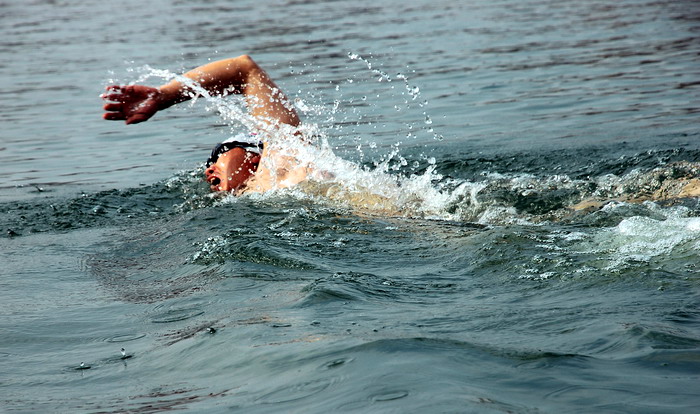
204;145;261;192
206;142;236;168
205;140;263;167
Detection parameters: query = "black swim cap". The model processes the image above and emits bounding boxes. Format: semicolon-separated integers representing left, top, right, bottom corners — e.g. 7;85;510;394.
205;140;264;167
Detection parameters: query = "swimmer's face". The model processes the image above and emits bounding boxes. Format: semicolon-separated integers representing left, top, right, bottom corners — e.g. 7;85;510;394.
203;148;260;192
204;150;238;192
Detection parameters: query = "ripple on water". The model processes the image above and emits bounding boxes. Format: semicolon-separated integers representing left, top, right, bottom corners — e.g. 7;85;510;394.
369;389;410;402
150;305;205;324
544;385;640;407
189;232;317;269
256;378;334;405
319;357;354;370
104;333;147;343
623;322;700;350
332;384;410;412
299;271;400;306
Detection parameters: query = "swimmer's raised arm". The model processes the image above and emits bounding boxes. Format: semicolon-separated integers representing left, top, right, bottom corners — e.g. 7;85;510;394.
102;55;300;127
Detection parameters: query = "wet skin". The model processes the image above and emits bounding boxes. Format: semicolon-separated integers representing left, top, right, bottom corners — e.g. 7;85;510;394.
204;147;260;192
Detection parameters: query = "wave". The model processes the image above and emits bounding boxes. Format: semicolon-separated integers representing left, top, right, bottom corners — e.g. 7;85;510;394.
3;147;699;238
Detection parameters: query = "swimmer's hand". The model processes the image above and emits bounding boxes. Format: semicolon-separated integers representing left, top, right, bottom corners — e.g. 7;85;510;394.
101;85;161;125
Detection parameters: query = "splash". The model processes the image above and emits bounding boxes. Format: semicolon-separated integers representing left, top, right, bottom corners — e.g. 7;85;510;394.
346;52;443;141
127;64;700;226
573;206;700;274
126;63;453;219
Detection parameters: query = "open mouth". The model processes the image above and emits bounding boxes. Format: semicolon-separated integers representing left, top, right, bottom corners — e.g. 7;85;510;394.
210;177;221;186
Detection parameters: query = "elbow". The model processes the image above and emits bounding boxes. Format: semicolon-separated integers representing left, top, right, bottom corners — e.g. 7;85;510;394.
224;54;260;75
236;54;256;68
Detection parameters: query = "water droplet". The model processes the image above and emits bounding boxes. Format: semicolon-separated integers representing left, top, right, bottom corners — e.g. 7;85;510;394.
408;86;420;100
120;347;133;359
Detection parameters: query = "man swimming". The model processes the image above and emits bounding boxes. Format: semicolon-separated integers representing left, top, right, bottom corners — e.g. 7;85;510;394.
101;55;308;194
103;55;700;214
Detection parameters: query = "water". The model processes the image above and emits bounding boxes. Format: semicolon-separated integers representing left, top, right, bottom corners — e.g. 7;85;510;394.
2;0;700;412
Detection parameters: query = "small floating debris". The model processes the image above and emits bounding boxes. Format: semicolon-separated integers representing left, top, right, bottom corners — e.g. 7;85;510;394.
206;327;217;334
120;348;133;360
324;358;349;369
76;362;91;370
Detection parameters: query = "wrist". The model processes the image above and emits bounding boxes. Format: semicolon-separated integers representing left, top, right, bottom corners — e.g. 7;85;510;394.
156;82;185;110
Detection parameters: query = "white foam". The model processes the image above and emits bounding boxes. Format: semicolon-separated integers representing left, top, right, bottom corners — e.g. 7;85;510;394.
138;65;700;228
578;207;700;271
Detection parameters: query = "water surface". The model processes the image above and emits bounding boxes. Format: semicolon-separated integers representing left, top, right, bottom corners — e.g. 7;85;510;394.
1;0;699;412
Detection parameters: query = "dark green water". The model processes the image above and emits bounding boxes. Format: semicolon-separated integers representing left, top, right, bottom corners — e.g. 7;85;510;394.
2;0;699;412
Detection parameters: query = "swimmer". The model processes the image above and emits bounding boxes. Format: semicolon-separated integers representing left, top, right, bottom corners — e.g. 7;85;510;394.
102;55;309;194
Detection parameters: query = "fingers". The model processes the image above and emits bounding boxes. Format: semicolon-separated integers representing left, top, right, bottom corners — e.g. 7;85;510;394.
101;85;157;124
103;103;122;111
103;85;120;95
102;94;124;102
102;85;135;123
103;112;126;121
104;110;148;124
101;85;132;102
102;92;126;103
104;85;135;93
103;98;125;121
104;107;149;124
